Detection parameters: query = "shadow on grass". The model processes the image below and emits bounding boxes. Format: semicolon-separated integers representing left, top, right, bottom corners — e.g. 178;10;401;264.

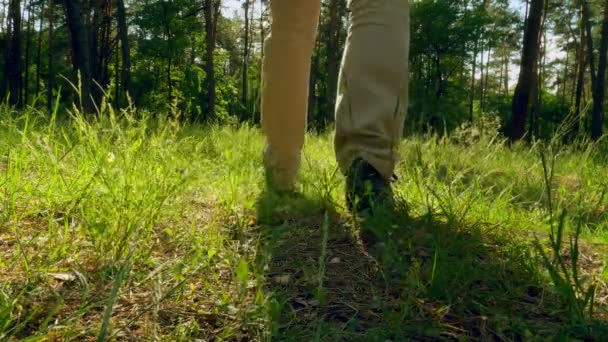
254;191;608;341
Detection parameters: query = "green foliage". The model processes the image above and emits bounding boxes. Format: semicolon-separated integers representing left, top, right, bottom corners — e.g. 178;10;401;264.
408;0;520;134
3;0;606;138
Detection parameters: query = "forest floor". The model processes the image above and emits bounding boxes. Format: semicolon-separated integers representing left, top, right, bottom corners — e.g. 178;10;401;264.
1;107;608;340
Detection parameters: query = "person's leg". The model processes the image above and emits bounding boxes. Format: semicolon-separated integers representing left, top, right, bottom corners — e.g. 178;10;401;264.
334;0;410;210
261;0;321;191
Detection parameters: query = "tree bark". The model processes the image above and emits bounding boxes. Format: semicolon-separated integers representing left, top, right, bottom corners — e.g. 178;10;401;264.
203;0;220;119
35;0;45;98
308;39;321;129
23;0;32;104
562;38;569;105
573;4;586;137
325;0;342;128
163;3;172;103
64;0;94;113
469;39;478;122
115;37;119;107
100;0;112;89
47;0;53;111
89;0;111;98
479;45;485;113
242;0;249;112
530;7;549;141
116;0;132;103
259;0;265;63
482;47;491;113
590;0;608;139
503;47;509;95
5;0;22;107
0;0;6;100
509;0;545;142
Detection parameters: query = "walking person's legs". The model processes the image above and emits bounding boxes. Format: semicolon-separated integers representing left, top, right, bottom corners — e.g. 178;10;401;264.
335;0;410;211
261;0;321;191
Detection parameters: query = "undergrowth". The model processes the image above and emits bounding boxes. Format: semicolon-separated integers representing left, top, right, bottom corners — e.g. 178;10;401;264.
0;103;607;340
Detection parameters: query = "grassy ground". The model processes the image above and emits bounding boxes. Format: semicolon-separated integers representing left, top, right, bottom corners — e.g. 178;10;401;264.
1;105;607;341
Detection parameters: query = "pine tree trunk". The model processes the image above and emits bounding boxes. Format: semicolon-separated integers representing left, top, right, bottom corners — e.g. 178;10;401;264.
499;47;504;96
325;0;341;128
479;46;485;113
308;40;321;129
583;0;596;89
100;0;112;90
242;0;249;113
115;38;119;107
469;40;478;122
591;0;608;139
47;1;53;111
87;0;111;100
482;48;491;113
530;22;547;141
203;0;220;119
35;0;45;98
562;41;569;105
64;0;94;113
5;0;22;107
116;0;132;102
259;0;264;63
509;0;545;142
164;7;172;102
504;48;509;95
0;0;7;100
23;0;32;104
573;5;586;136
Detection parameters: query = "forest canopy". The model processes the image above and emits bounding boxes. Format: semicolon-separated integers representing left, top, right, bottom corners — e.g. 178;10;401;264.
1;0;608;141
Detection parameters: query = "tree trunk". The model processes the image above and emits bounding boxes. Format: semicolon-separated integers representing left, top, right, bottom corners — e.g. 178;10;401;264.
308;40;321;129
115;38;119;107
35;0;45;98
482;47;491;113
242;0;249;113
591;0;608;139
203;0;220;119
167;54;172;102
100;0;112;89
64;0;94;113
5;0;22;107
0;0;6;35
509;0;545;142
562;39;569;105
0;0;7;100
89;0;111;99
499;47;504;96
163;8;172;102
47;1;53;111
479;45;485;113
23;0;32;104
116;0;132;103
325;0;341;128
469;39;478;122
259;0;265;63
530;11;548;142
573;4;586;137
504;47;509;95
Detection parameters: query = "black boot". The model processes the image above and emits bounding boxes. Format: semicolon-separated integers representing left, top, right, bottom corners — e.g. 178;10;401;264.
345;158;394;214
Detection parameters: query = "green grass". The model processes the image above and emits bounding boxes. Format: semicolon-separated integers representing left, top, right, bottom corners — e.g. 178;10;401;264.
0;103;607;340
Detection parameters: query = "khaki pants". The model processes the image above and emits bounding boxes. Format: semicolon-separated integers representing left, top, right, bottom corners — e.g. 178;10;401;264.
262;0;409;190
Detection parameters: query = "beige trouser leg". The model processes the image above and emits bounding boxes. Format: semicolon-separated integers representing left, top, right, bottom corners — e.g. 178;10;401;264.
262;0;409;190
335;0;410;180
261;0;320;190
